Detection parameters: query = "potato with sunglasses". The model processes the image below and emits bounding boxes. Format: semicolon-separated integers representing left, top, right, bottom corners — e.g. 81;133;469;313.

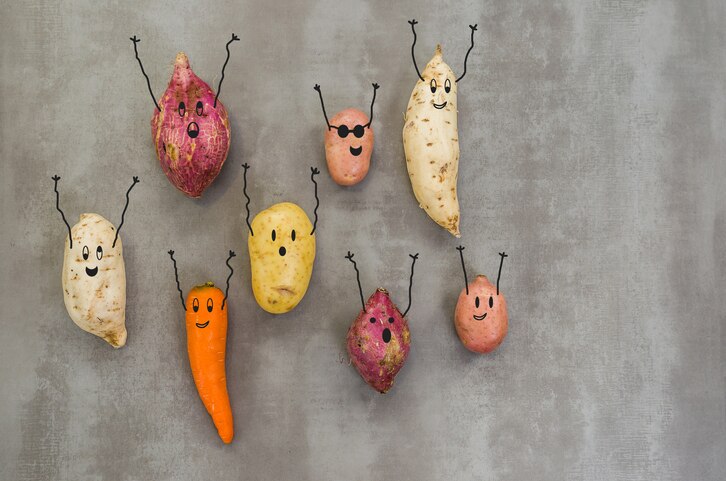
314;83;379;186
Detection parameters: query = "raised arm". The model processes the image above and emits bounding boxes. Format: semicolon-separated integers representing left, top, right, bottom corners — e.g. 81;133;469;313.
456;245;469;295
365;83;380;128
130;36;160;111
221;250;236;310
51;175;73;248
310;167;320;235
402;253;419;317
313;84;333;129
408;20;424;81
168;250;186;310
345;251;366;312
113;176;139;248
496;252;508;295
456;24;478;83
214;33;240;108
241;163;254;236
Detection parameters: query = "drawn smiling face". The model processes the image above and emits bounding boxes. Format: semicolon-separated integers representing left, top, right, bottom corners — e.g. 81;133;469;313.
454;275;508;353
185;282;226;336
66;213;123;282
248;202;316;314
324;108;374;186
413;46;458;115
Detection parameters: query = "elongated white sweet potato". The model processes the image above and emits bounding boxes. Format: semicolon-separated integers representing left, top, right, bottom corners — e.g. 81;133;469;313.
403;45;460;237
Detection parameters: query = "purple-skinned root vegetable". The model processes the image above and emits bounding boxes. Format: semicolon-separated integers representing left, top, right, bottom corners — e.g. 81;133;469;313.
454;247;509;353
130;34;239;198
344;252;418;393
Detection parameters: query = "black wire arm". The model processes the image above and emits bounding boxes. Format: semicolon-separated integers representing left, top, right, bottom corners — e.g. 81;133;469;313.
408;20;424;81
310;167;320;235
113;176;139;248
221;250;236;310
241;163;254;236
345;251;366;312
496;252;508;295
214;33;240;108
456;24;478;83
365;83;379;128
402;253;419;317
456;246;469;295
51;175;73;249
168;250;186;310
313;84;332;129
130;36;160;112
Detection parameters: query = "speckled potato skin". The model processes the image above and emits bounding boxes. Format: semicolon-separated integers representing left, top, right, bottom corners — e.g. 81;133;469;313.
62;213;127;348
152;52;231;198
454;275;508;353
248;202;315;314
324;109;374;186
403;45;461;237
346;289;411;393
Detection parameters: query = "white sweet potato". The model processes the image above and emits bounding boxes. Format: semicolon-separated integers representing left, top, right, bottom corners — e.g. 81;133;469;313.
62;213;127;347
403;45;460;237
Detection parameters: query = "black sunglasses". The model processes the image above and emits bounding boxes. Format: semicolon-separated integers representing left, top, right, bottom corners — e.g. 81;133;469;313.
335;124;366;138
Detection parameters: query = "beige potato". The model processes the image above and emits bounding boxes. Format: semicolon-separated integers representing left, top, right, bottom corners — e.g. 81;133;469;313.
403;45;461;237
62;213;127;347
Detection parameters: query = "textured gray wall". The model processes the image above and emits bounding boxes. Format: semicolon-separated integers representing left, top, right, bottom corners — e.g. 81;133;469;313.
1;1;724;480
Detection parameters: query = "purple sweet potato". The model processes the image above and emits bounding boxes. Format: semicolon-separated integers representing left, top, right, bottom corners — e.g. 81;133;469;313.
346;288;411;393
152;53;231;198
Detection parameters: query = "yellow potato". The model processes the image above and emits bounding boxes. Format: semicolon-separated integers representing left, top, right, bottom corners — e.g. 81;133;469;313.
248;202;315;314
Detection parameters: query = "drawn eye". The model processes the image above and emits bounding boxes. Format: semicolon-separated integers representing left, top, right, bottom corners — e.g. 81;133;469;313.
192;298;199;312
82;246;89;260
353;125;365;138
96;246;103;260
207;298;213;312
195;101;203;116
178;102;186;117
445;78;451;93
369;317;376;324
337;125;350;138
489;296;494;308
271;229;276;241
388;317;394;324
475;296;480;308
291;229;296;241
430;79;437;93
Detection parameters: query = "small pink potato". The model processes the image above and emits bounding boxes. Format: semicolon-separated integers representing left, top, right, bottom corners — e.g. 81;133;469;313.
454;275;508;353
324;108;374;186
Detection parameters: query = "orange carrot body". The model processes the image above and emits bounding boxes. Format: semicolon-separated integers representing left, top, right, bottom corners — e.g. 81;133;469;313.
185;282;233;443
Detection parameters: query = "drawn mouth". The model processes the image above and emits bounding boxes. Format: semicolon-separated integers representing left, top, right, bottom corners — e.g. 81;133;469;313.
433;101;447;109
473;313;487;321
187;122;199;138
85;266;98;277
273;286;296;296
349;146;362;156
195;321;210;329
382;328;391;343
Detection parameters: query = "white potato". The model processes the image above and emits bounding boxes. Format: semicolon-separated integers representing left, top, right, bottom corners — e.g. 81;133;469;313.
62;213;127;347
403;45;461;237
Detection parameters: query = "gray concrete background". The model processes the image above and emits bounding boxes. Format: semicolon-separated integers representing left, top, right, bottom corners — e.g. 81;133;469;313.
1;1;724;480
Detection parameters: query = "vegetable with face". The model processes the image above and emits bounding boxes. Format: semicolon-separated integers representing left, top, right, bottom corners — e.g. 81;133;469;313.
313;83;379;186
454;246;508;353
168;250;237;444
130;34;239;198
241;164;321;314
52;175;139;348
344;252;418;393
402;20;477;237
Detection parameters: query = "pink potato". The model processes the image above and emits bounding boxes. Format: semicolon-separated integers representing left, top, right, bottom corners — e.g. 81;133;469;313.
347;288;410;393
151;53;231;198
454;275;508;353
324;109;374;186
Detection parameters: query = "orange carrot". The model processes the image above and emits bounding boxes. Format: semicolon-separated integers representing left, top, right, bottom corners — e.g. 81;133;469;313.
169;250;236;443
